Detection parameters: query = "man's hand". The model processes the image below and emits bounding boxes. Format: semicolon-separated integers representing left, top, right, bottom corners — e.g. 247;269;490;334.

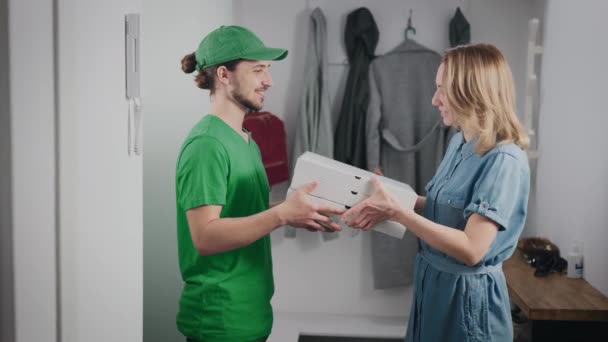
276;181;345;232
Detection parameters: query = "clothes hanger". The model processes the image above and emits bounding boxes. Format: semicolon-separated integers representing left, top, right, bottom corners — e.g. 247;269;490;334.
405;9;416;40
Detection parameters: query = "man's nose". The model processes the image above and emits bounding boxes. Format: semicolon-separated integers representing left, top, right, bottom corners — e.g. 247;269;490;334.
263;72;273;88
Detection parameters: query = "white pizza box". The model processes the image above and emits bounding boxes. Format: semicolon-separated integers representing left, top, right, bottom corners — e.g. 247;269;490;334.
288;152;417;239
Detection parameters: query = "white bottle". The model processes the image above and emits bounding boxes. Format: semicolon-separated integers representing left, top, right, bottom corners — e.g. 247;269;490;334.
566;241;583;279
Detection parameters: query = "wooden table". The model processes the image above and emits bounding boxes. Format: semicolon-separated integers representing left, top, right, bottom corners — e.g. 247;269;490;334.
504;248;608;341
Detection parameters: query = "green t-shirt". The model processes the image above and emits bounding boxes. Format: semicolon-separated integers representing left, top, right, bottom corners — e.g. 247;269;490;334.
175;114;273;342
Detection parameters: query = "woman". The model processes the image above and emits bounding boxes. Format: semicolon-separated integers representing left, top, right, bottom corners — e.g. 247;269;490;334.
343;44;530;341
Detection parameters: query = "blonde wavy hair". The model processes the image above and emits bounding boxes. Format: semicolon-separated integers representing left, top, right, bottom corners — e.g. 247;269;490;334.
442;43;529;154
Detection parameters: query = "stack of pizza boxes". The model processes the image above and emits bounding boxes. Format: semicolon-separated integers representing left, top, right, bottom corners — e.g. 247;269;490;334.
288;152;417;239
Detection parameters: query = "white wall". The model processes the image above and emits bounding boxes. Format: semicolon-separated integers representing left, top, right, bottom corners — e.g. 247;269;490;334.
234;0;533;318
468;0;533;120
8;0;57;341
141;1;233;342
533;0;608;295
57;0;143;341
137;0;608;337
235;0;470;169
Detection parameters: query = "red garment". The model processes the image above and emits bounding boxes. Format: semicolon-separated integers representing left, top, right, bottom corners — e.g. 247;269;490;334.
243;111;289;186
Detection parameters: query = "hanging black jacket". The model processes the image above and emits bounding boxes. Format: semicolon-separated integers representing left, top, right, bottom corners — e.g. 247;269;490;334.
334;7;379;169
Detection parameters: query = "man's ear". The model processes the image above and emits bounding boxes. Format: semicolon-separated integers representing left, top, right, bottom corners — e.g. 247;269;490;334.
216;66;230;86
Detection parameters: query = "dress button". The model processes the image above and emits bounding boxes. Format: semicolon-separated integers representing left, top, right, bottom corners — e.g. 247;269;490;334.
447;199;452;204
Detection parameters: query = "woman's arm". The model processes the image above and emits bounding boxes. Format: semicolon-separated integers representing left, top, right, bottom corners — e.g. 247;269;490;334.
342;177;497;266
414;196;426;213
393;209;497;266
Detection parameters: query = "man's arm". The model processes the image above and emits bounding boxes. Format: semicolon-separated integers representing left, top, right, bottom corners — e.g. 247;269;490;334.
187;181;345;256
187;204;283;256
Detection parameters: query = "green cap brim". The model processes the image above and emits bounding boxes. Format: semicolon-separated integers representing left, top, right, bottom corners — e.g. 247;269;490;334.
241;46;288;62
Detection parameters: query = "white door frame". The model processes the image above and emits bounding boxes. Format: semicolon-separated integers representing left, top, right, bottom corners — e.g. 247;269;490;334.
7;0;58;341
1;0;16;340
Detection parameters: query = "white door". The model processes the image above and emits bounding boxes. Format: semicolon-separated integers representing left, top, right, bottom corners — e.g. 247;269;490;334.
57;0;143;341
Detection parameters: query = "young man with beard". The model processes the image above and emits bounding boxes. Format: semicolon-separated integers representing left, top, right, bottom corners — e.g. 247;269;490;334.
176;25;343;342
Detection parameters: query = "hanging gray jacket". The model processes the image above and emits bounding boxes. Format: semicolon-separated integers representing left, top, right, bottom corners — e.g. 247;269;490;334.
291;7;333;169
287;7;336;241
333;7;379;170
367;39;454;288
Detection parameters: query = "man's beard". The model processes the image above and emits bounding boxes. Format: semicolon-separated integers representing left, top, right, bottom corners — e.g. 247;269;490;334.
232;85;263;112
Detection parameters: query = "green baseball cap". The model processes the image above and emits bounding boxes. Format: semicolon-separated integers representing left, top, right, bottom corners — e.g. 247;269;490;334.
194;25;288;71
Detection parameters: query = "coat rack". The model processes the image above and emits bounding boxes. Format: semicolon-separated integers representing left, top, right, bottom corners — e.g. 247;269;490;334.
525;17;543;159
405;9;416;39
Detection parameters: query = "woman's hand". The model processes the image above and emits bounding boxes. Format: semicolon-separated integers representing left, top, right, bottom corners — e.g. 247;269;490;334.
340;177;399;231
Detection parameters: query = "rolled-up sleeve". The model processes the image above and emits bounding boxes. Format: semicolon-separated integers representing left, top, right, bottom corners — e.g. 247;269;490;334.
464;152;526;231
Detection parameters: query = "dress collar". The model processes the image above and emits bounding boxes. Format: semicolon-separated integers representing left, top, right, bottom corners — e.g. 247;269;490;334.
456;132;477;160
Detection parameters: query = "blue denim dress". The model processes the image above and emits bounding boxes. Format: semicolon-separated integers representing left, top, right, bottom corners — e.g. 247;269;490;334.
405;132;530;342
